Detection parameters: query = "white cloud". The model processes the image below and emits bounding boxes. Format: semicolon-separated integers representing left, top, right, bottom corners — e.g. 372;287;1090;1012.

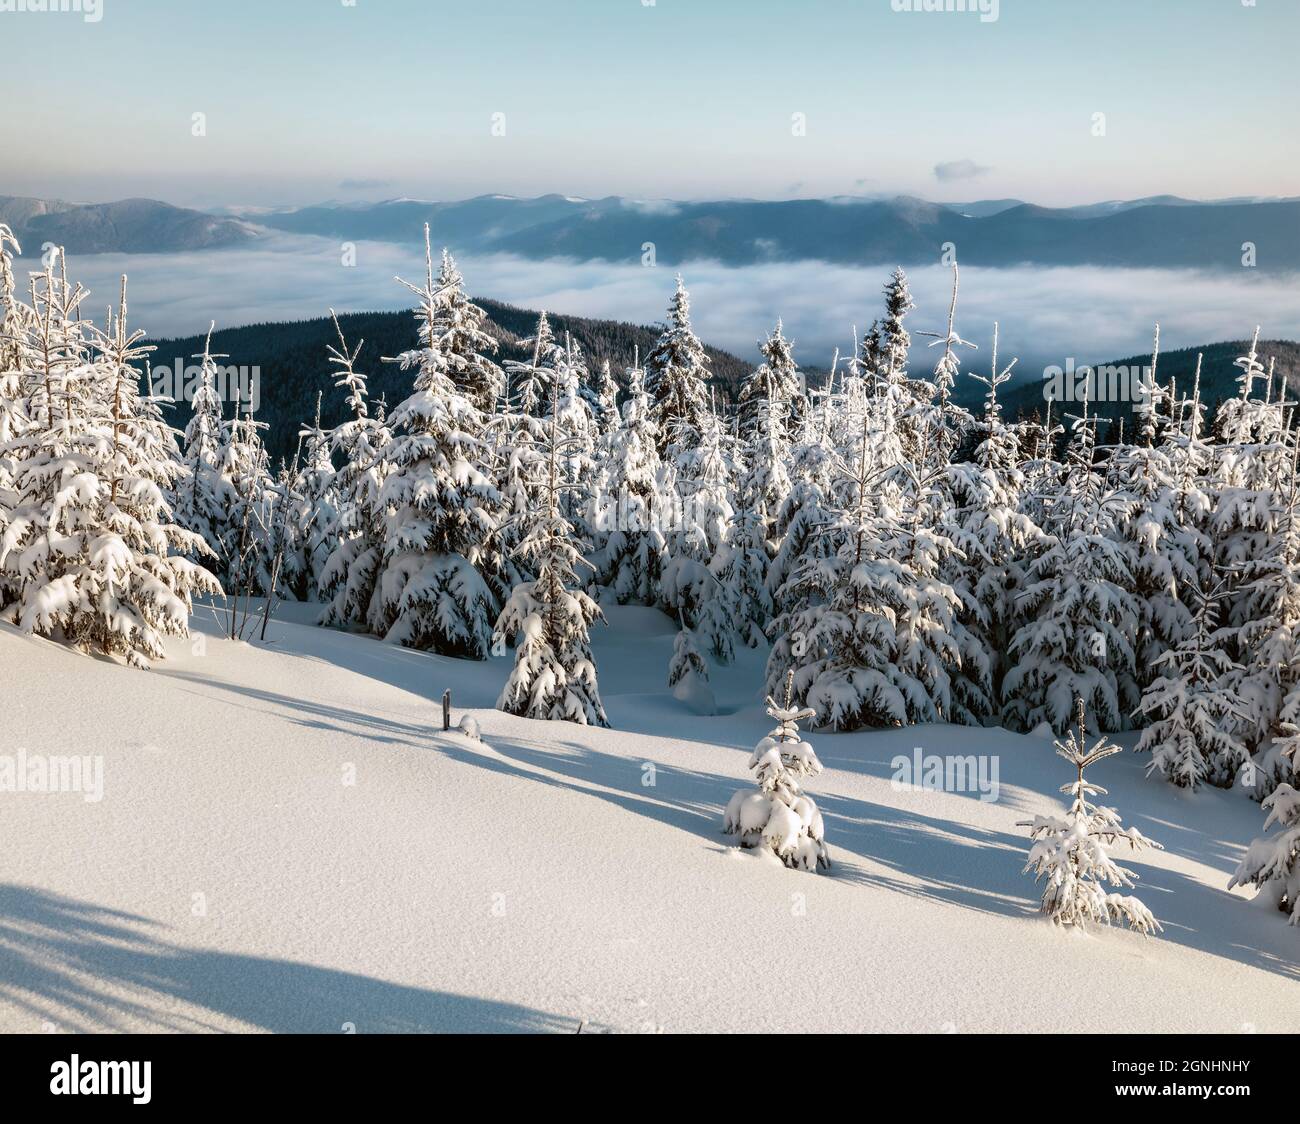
934;160;992;183
619;199;682;216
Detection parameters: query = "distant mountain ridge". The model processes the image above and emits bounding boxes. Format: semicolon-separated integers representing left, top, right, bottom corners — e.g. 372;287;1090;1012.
4;190;1298;269
245;192;1300;271
0;195;256;254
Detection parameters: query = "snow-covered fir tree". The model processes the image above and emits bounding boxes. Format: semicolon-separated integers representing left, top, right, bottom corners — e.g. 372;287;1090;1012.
879;268;915;385
0;223;29;395
945;324;1043;720
320;312;393;632
766;384;838;619
1230;719;1300;923
0;252;96;601
1020;699;1163;934
738;320;804;437
1210;329;1294;753
918;263;976;468
488;391;546;602
0;270;218;665
219;400;274;605
767;408;968;730
260;454;301;629
711;478;772;649
855;320;884;395
1135;576;1248;788
723;672;831;873
660;403;736;661
284;392;339;601
505;310;560;418
589;352;666;605
1226;419;1300;790
552;333;599;550
494;382;608;726
1109;332;1204;697
368;229;502;656
424;248;504;414
667;621;710;701
740;383;793;549
1003;390;1140;733
173;325;231;570
644;275;711;457
594;358;620;438
0;226;31;607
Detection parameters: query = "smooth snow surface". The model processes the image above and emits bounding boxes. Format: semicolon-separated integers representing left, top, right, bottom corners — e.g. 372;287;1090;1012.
1;603;1296;1033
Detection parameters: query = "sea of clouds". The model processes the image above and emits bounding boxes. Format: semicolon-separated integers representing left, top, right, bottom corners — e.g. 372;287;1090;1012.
23;232;1300;377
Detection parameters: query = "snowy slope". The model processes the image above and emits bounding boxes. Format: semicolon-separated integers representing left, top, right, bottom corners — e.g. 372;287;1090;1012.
1;603;1296;1034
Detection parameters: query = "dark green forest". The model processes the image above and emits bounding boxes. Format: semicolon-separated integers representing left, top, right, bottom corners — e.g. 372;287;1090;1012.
999;338;1300;441
145;297;1300;465
144;299;755;464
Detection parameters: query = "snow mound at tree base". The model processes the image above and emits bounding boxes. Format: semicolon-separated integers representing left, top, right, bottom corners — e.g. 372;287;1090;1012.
671;670;716;715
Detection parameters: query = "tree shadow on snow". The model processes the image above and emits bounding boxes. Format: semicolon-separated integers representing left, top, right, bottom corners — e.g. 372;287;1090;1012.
444;734;1045;922
1103;862;1300;982
159;673;442;751
0;884;580;1033
189;599;506;710
482;734;733;839
444;736;1300;981
815;790;1039;919
140;676;1299;984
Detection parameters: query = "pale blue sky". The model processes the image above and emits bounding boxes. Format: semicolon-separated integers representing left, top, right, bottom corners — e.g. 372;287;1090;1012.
2;0;1296;208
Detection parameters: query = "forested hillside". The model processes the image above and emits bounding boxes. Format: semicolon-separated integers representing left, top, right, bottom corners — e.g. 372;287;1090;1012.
1000;338;1300;439
146;299;753;463
147;300;1299;465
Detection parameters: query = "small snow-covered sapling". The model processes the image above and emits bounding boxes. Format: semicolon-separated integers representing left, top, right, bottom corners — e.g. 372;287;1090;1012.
724;671;831;873
1020;698;1163;935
